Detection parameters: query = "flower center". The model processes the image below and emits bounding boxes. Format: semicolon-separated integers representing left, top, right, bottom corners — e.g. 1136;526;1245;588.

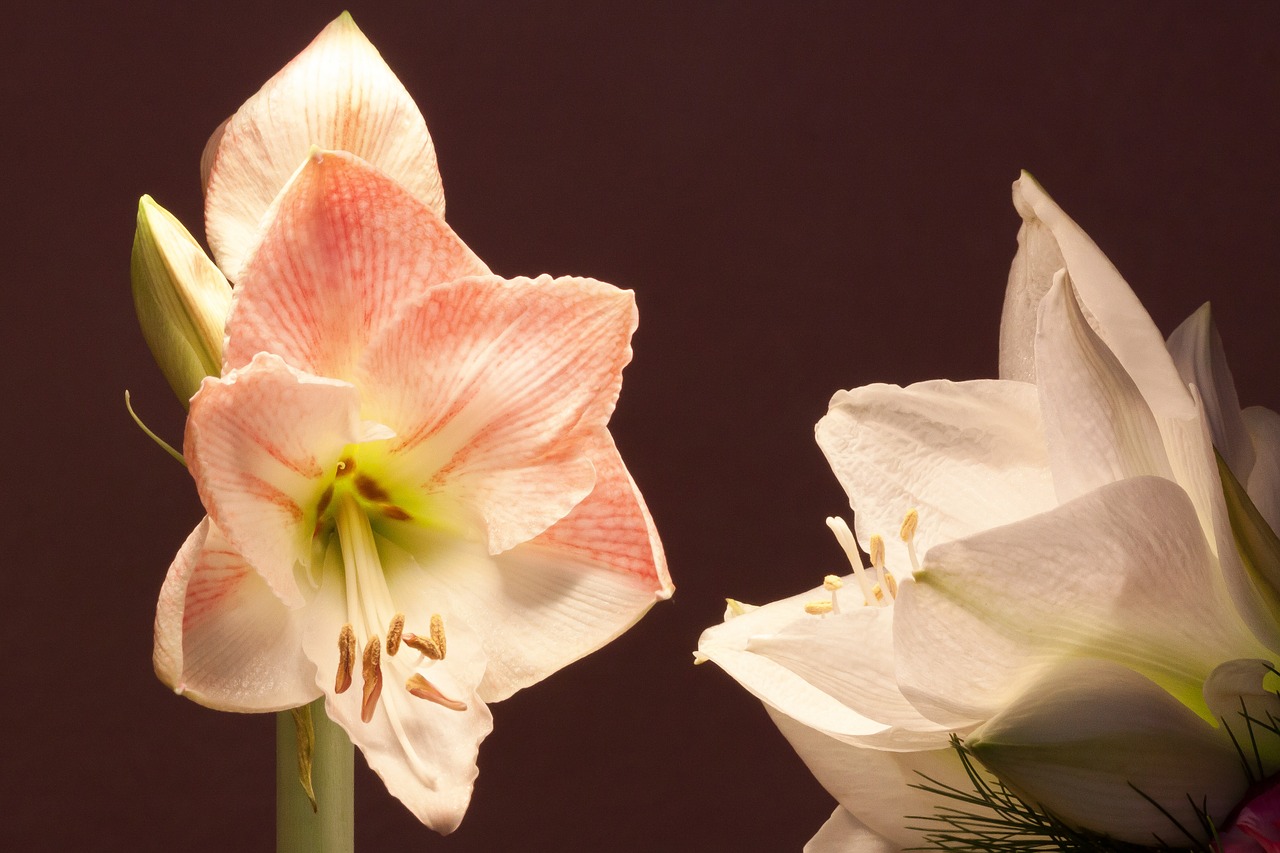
328;489;466;721
808;509;920;613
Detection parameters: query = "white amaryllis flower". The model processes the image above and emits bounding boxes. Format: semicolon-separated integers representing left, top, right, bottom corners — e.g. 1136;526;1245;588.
151;15;671;833
699;173;1280;850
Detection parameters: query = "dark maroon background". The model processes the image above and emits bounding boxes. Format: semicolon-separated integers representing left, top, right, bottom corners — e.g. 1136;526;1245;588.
7;2;1280;850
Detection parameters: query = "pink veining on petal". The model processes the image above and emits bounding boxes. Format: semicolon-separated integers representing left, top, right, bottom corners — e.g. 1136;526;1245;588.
224;150;488;381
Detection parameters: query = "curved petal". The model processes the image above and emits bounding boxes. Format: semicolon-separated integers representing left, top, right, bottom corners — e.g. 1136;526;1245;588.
816;379;1055;573
1034;271;1174;503
1009;173;1194;420
698;580;947;748
1244;406;1280;534
302;540;493;833
967;658;1247;845
205;12;446;282
526;429;671;594
805;807;897;853
1167;303;1256;481
1204;658;1280;781
223;149;488;380
767;707;971;850
998;172;1067;383
375;516;663;705
358;275;638;553
154;518;317;712
186;353;366;607
894;476;1267;728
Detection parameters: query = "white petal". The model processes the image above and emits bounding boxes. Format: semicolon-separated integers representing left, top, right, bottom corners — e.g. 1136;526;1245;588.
205;13;445;282
968;658;1247;845
998;174;1067;383
1167;303;1256;481
1009;173;1194;420
1034;270;1174;502
816;379;1055;573
1244;406;1280;534
1203;658;1280;780
375;524;661;705
698;582;947;748
154;518;316;712
805;807;898;853
302;540;492;833
768;707;970;850
894;476;1267;728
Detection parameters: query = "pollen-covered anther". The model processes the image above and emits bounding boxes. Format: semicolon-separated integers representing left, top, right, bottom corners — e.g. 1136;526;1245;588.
885;571;899;598
900;508;921;572
335;623;356;694
868;533;894;603
402;632;443;660
430;613;447;660
823;575;843;590
361;635;382;723
385;613;405;656
804;600;834;615
405;673;468;712
726;598;747;617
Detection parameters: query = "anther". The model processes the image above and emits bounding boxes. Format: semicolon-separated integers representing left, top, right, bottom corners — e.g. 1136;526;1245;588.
335;624;355;694
386;613;405;656
868;534;893;604
403;633;443;660
405;673;468;712
430;614;447;660
355;473;390;502
823;575;843;590
804;600;834;615
900;508;921;573
885;571;899;598
361;635;382;723
726;598;747;617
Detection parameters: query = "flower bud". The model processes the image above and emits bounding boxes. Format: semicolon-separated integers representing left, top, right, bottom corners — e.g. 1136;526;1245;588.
131;195;231;407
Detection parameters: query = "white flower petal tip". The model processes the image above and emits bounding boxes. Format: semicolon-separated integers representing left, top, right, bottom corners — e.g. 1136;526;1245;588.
205;12;445;283
131;195;231;406
966;659;1248;845
804;806;897;853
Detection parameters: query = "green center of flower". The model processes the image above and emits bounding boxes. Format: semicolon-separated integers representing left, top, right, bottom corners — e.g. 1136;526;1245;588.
311;448;467;723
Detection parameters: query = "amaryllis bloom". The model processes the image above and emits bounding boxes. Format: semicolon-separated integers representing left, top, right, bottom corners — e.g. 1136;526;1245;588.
150;15;670;833
699;173;1280;850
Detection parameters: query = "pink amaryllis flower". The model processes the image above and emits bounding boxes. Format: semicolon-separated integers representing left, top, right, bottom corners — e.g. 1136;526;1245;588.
152;146;671;831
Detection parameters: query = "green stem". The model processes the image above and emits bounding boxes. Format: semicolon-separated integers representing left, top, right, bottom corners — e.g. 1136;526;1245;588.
276;699;354;853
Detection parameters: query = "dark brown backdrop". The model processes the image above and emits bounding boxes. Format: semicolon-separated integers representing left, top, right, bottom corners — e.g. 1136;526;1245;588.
6;2;1280;850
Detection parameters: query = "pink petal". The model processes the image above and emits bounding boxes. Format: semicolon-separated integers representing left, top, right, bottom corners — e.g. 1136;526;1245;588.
185;353;367;607
223;149;488;381
357;274;639;553
205;13;446;282
154;518;316;712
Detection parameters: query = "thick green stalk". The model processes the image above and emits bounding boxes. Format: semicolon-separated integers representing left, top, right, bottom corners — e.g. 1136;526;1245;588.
276;699;354;853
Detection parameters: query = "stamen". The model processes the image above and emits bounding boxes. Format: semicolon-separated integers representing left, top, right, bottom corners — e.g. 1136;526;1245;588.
430;614;447;660
725;598;747;617
826;516;876;607
804;600;834;615
823;575;843;590
869;534;891;601
885;570;899;598
900;508;921;573
335;624;355;694
361;635;382;723
405;673;467;712
386;613;405;656
403;633;443;661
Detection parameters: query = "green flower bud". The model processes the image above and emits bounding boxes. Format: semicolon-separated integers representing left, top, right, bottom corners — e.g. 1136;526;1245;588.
131;195;231;407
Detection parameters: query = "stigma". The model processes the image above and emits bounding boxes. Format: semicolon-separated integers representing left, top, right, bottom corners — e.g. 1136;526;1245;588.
811;511;916;612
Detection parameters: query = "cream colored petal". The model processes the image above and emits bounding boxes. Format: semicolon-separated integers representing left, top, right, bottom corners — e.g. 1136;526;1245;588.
154;518;316;712
816;379;1054;573
894;476;1267;729
301;539;492;833
805;807;898;853
1008;173;1194;420
1167;303;1255;481
205;13;445;282
1034;270;1174;503
1244;406;1280;534
968;658;1247;845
